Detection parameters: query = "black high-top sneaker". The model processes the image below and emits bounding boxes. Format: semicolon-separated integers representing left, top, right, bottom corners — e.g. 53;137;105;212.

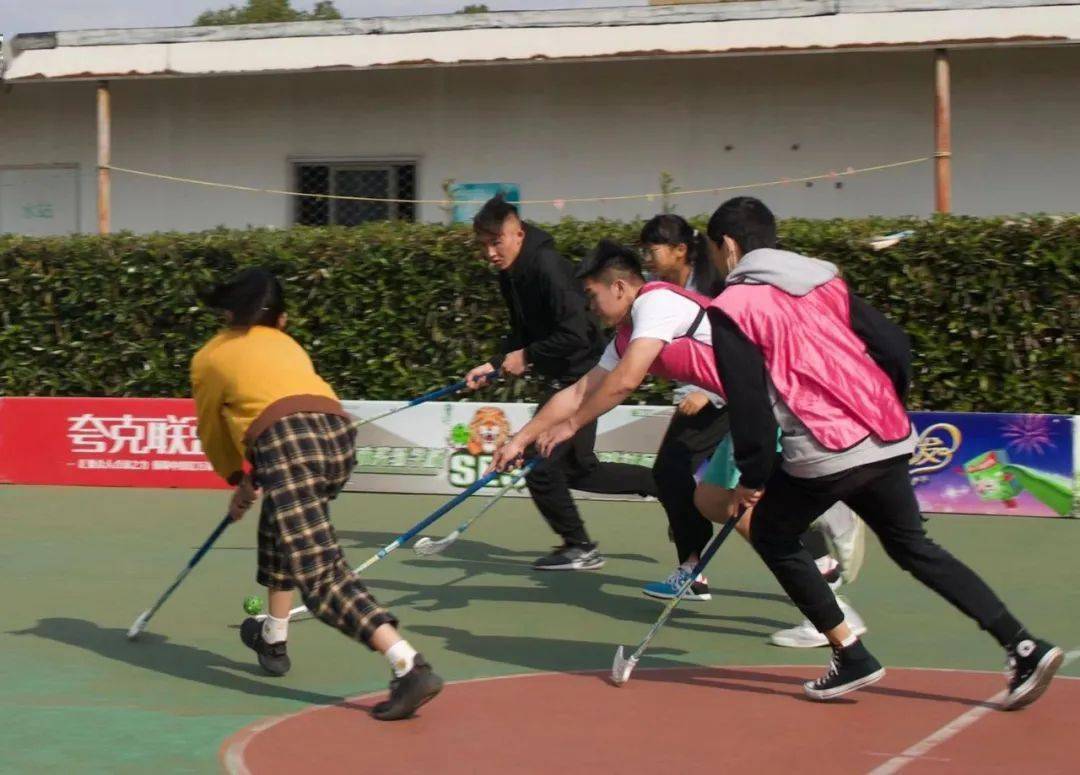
803;639;885;701
240;617;291;677
1001;637;1063;710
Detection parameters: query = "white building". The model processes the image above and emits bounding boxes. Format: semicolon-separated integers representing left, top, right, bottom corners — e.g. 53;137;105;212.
1;0;1078;235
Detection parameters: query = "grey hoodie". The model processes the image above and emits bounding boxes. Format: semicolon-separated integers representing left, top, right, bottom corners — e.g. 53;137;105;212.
725;248;838;297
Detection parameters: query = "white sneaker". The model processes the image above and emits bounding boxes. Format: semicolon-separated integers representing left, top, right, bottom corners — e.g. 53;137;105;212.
770;598;868;649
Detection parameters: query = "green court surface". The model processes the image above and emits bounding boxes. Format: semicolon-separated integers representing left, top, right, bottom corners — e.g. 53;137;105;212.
2;485;1077;773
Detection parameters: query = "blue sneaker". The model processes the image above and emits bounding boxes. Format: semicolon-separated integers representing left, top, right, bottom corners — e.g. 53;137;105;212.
642;566;711;601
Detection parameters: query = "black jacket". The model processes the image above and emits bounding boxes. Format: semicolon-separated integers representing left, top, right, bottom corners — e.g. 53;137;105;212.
488;224;605;381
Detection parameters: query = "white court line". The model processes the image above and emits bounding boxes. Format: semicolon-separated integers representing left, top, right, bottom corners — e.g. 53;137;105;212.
867;648;1080;775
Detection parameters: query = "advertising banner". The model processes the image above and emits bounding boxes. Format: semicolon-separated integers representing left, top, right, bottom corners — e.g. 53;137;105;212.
909;412;1075;518
341;400;671;496
1;396;1076;517
0;397;225;489
343;402;1079;517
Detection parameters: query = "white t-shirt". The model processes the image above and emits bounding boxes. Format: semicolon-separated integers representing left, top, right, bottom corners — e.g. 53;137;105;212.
598;287;712;370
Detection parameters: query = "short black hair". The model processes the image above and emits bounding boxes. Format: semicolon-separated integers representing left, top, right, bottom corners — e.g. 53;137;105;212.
473;193;520;237
200;266;284;327
706;196;778;254
576;239;645;284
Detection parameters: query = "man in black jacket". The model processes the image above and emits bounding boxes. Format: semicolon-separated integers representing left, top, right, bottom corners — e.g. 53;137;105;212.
465;195;657;570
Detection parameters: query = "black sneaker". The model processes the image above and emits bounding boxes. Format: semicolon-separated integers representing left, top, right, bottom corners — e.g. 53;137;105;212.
1002;637;1063;711
372;655;444;721
803;640;885;701
532;542;605;570
240;617;291;677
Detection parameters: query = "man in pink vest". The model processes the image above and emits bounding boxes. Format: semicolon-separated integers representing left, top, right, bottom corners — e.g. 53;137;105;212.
491;240;728;477
705;196;1062;707
489;239;867;644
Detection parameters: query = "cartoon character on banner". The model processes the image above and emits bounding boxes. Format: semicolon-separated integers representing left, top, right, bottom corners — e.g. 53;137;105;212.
964;449;1073;516
447;407;527;490
911;421;1074;516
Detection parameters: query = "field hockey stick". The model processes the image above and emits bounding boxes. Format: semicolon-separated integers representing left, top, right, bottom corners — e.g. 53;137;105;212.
351;370;500;428
278;468;503;619
127;514;232;640
611;508;745;685
242;370;500;623
413;460;535;556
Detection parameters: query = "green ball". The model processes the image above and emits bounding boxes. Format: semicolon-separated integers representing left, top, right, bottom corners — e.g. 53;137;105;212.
243;595;264;616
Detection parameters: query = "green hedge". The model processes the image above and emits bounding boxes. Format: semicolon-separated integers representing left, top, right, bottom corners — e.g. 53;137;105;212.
1;215;1077;413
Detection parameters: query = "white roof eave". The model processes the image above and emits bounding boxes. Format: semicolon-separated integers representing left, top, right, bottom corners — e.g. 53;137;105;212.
5;7;1079;83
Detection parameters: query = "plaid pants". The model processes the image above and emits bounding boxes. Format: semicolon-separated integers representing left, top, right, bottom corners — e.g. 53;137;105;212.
250;412;398;648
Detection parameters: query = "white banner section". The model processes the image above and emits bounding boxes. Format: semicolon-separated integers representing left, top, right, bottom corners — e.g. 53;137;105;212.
342;400;674;498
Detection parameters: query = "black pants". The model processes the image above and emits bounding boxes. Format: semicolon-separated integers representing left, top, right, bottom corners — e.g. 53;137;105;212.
749;455;1020;643
653;405;729;563
526;392;657;545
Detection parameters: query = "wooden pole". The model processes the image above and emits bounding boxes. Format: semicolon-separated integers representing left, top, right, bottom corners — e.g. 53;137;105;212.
934;49;952;214
96;80;111;234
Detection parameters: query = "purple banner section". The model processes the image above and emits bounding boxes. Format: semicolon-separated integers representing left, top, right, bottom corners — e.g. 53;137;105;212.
909;412;1076;518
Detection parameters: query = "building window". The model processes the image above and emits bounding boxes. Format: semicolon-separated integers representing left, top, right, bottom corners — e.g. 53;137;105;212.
294;161;416;225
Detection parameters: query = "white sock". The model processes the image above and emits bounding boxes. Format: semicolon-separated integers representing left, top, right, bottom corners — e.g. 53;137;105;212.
385;639;418;677
262;614;289;644
839;631;858;648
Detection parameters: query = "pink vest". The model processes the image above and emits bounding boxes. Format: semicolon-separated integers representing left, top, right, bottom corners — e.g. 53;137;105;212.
711;277;910;450
615;282;726;399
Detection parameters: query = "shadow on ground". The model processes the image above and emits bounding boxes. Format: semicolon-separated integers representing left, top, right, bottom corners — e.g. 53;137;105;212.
10;618;344;705
337;529;793;640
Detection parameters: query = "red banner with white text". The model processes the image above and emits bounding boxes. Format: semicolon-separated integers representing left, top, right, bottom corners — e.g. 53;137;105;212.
0;397;227;489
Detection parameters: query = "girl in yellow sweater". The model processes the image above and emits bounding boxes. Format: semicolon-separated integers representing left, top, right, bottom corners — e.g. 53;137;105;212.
192;267;442;721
